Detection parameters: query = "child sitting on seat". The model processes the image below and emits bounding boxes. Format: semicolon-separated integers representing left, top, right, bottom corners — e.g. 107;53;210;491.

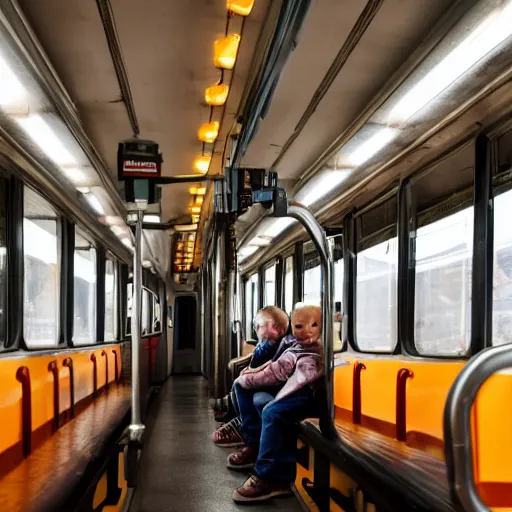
228;305;323;503
212;306;290;447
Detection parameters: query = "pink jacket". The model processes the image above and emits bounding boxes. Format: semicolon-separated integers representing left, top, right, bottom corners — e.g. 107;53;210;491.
236;340;323;402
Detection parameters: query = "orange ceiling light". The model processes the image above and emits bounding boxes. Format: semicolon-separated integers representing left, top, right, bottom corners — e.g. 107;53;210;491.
214;34;241;70
195;196;204;205
227;0;255;16
205;83;229;106
193;155;211;173
198;121;220;143
197;187;206;195
192;215;200;223
191;206;201;214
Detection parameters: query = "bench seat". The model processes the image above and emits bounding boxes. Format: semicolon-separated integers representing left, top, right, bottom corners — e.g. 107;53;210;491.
300;418;456;512
0;385;131;512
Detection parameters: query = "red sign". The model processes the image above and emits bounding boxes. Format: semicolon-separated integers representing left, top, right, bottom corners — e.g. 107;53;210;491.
123;160;159;173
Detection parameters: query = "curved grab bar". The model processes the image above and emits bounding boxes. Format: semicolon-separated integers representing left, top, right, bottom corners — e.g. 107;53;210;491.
443;343;512;512
287;204;336;433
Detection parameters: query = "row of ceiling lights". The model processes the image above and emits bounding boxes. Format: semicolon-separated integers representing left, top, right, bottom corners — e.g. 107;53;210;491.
175;0;255;275
239;0;512;260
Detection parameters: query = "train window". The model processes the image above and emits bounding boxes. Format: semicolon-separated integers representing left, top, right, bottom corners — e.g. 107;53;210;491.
334;258;344;351
303;243;321;305
23;187;61;347
73;228;97;344
492;190;512;345
414;208;473;355
104;254;117;341
0;180;5;344
245;273;259;339
356;237;398;352
264;264;276;306
284;256;294;315
153;294;161;332
142;288;151;335
126;282;133;336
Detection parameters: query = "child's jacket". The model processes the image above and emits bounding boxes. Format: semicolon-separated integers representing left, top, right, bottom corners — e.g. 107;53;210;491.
237;336;323;402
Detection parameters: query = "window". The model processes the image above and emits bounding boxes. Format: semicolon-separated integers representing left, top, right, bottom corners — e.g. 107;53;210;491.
334;258;344;351
303;243;321;306
142;288;151;335
493;191;512;345
104;255;117;341
245;273;259;339
356;237;398;351
24;187;61;347
126;282;133;336
152;293;161;332
264;264;276;306
0;180;6;343
414;208;473;356
284;256;294;315
74;228;97;344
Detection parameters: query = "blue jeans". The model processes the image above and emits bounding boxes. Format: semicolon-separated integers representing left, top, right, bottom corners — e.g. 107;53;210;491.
234;382;320;483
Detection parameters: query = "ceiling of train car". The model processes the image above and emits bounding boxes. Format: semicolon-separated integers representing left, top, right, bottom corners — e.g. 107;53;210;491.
240;0;454;181
17;0;269;226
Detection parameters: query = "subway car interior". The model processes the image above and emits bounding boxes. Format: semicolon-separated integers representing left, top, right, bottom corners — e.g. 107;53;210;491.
1;0;512;511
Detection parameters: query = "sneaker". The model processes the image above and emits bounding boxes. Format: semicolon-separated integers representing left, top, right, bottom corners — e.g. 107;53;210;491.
227;446;258;470
232;475;292;503
212;418;244;448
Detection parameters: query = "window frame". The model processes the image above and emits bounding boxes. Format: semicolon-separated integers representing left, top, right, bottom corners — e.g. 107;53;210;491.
71;226;98;346
263;259;277;307
22;184;65;350
401;143;477;359
104;251;119;342
349;187;399;355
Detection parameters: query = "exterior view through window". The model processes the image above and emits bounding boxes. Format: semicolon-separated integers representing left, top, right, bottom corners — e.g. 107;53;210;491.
334;258;343;350
493;191;512;345
414;208;473;356
356;237;398;351
264;264;276;306
284;256;294;315
24;186;60;347
104;255;116;341
74;228;97;344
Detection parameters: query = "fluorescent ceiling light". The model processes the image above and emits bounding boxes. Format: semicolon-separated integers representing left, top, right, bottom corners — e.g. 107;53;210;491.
110;225;124;236
143;215;161;223
121;237;133;249
84;193;104;215
238;245;258;259
0;54;27;108
175;224;198;232
295;170;352;207
262;217;296;238
248;235;272;246
347;127;399;167
388;2;512;124
17;115;78;166
62;167;87;184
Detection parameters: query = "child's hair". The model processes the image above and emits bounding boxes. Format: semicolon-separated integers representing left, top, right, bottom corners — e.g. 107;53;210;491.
253;306;289;336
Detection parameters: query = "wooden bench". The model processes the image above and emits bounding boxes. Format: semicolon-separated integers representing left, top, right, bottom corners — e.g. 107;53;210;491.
299;418;456;512
0;385;131;512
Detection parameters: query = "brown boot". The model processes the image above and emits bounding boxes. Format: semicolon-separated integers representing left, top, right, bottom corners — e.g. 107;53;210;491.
232;475;292;503
226;445;258;470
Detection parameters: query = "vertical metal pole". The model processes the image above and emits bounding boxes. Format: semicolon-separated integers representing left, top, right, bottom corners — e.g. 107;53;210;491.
129;209;145;440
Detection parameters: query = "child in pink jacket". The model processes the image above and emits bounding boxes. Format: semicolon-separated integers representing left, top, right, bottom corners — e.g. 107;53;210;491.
228;305;323;504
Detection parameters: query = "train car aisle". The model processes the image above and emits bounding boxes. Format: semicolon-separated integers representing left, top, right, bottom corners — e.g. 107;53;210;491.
130;376;303;512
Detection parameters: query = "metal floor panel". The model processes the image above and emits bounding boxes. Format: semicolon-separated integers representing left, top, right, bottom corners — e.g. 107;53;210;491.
130;376;303;512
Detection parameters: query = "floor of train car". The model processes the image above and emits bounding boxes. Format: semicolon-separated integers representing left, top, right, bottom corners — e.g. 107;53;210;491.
130;376;302;512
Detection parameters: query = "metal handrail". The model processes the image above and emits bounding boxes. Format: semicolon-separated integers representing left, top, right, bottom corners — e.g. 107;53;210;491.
287;204;336;430
444;342;512;512
129;209;145;442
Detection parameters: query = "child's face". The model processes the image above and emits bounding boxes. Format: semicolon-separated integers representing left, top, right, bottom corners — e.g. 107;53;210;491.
291;308;321;344
254;314;280;341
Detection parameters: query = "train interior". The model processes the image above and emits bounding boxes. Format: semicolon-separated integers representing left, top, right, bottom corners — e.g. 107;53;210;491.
1;0;512;511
